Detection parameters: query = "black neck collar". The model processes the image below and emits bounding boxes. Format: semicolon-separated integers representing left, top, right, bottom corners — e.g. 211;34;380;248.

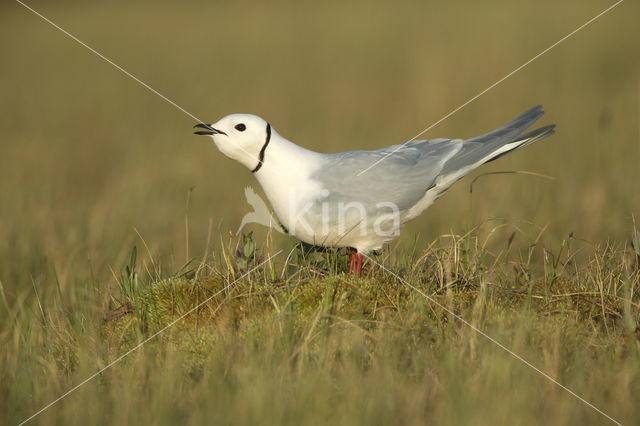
251;123;271;173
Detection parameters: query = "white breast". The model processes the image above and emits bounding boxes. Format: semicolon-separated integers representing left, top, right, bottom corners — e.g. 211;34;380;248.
254;134;399;253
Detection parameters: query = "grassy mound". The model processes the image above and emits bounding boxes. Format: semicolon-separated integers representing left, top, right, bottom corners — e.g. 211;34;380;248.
3;231;640;425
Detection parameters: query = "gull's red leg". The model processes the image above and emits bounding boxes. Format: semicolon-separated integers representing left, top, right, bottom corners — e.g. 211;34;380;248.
355;252;363;277
348;252;356;274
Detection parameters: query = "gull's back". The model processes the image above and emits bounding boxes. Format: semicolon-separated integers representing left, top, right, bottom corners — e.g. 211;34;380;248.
311;105;555;221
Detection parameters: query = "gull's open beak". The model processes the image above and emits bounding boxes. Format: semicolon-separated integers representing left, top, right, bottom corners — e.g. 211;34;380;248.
193;123;227;136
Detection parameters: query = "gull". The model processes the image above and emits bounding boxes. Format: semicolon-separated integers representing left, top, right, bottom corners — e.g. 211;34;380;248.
195;105;555;276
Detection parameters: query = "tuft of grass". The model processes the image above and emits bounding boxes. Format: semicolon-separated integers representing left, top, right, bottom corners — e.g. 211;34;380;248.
22;229;627;425
3;226;640;425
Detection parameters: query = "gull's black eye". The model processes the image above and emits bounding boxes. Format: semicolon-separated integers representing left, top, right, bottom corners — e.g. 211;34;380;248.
235;123;246;132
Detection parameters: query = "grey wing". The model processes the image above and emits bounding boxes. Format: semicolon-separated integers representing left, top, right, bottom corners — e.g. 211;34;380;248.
440;105;555;176
312;105;555;214
312;138;463;212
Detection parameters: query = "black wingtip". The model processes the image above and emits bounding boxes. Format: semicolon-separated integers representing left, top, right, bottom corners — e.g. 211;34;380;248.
519;124;556;141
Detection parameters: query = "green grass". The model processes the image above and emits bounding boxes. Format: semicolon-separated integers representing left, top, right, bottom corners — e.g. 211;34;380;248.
3;229;640;425
1;0;639;424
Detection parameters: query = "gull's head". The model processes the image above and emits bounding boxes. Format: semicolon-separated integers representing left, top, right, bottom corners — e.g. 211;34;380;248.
194;113;271;171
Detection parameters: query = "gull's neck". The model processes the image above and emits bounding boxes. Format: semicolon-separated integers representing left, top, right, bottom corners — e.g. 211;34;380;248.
252;131;325;224
253;131;322;183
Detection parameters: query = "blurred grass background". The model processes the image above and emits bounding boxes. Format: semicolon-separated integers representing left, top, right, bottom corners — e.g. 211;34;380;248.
0;0;639;424
0;0;638;292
